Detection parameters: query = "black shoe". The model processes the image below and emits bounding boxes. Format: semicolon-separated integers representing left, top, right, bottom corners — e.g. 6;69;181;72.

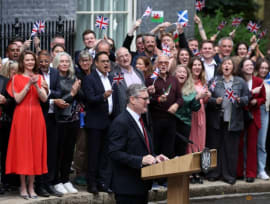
195;175;204;184
224;179;236;185
35;186;50;197
207;177;218;182
0;187;5;195
246;177;255;183
190;176;196;184
87;184;98;194
45;185;63;197
98;183;113;193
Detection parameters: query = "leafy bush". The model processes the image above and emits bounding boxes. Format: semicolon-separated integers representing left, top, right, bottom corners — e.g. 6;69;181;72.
194;10;269;54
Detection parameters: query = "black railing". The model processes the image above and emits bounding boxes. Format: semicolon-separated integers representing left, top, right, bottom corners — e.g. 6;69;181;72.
0;16;76;58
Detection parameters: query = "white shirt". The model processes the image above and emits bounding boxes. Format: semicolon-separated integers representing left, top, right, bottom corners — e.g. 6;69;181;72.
202;58;217;82
42;69;54;113
126;107;143;135
121;66;143;88
96;69;113;115
247;79;253;91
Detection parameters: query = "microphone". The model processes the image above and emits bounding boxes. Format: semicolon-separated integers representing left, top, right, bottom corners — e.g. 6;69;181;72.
175;132;200;153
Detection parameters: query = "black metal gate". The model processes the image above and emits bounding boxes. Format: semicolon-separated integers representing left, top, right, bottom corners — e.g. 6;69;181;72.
0;16;76;58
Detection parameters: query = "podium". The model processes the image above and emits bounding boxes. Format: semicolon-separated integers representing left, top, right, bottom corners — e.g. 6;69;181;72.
141;149;217;204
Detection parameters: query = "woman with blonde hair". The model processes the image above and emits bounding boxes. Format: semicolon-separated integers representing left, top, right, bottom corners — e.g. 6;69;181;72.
0;60;19;78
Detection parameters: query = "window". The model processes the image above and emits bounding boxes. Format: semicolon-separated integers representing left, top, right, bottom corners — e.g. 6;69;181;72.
76;0;137;50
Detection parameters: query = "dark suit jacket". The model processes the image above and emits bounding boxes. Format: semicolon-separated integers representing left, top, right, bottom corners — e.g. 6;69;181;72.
40;67;62;116
109;66;145;115
82;69;118;129
108;110;154;195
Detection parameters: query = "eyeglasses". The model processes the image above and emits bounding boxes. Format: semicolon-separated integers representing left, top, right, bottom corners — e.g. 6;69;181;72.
136;96;151;101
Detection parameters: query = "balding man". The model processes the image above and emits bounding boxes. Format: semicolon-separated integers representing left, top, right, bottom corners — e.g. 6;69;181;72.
111;47;145;114
146;55;183;159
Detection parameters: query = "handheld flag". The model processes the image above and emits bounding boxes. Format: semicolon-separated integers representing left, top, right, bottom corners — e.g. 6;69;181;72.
164;84;172;96
217;21;227;31
225;88;237;103
258;29;267;39
151;11;164;23
195;0;205;11
113;72;124;85
142;6;152;18
150;68;160;80
247;21;260;34
192;49;200;57
173;30;179;43
162;44;171;57
232;17;242;27
209;79;217;92
95;16;109;30
177;10;188;27
31;20;45;37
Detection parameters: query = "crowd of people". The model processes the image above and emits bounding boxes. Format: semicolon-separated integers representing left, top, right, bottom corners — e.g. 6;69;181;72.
1;14;270;203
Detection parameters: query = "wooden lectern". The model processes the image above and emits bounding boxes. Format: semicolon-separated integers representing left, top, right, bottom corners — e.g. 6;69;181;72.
141;149;217;204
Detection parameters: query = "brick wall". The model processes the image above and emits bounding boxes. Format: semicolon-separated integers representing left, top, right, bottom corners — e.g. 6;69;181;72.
1;0;76;23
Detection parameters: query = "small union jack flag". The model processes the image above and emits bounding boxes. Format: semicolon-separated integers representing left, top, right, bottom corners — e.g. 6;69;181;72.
142;6;152;17
150;68;160;80
95;16;109;30
247;21;260;34
231;17;243;27
162;44;171;57
209;79;217;92
225;88;237;103
258;29;267;39
217;21;227;31
195;0;205;11
113;72;124;85
31;20;45;36
192;49;200;57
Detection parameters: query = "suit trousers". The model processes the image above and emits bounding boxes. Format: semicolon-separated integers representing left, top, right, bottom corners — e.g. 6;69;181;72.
237;121;259;178
114;193;148;204
152;115;176;159
86;128;111;187
36;113;59;186
206;121;241;181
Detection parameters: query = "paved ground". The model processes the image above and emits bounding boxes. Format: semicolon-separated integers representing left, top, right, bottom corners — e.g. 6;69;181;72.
0;178;270;204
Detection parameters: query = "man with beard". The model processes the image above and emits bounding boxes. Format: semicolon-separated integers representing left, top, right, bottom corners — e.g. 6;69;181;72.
131;34;157;67
35;50;63;197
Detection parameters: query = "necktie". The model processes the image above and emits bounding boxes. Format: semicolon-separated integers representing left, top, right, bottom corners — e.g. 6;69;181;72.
139;117;151;153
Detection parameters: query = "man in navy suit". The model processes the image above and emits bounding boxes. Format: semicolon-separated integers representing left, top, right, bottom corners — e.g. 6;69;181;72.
82;52;117;194
108;84;168;204
35;50;63;197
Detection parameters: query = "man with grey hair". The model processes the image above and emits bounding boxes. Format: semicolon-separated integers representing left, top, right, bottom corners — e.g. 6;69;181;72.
108;83;168;204
214;37;234;65
75;50;93;80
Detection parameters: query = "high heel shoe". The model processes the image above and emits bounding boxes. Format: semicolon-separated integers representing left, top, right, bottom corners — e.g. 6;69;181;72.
20;192;29;200
29;192;38;199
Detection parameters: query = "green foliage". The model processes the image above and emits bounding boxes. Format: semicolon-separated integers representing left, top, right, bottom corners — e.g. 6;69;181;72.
205;0;260;21
195;10;269;54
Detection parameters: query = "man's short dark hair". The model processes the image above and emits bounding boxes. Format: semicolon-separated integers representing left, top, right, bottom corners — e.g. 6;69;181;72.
94;51;109;62
82;29;96;40
142;33;156;44
200;40;214;49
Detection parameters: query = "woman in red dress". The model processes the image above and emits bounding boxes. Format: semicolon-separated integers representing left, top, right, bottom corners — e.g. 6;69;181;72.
5;50;48;199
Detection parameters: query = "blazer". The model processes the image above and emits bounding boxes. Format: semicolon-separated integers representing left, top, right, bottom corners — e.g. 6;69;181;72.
248;76;266;129
108;110;154;195
206;75;250;131
109;66;145;115
40;67;62;116
82;69;119;129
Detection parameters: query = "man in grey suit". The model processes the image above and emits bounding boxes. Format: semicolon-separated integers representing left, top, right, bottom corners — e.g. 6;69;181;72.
111;47;145;114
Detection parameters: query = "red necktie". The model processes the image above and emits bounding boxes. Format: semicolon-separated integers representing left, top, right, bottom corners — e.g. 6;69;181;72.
139;117;151;153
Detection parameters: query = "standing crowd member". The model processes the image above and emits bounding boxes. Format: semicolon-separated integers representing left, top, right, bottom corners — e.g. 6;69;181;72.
206;57;249;185
6;51;48;199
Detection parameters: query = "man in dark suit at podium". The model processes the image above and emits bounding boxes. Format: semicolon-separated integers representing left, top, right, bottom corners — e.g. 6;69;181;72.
108;84;168;204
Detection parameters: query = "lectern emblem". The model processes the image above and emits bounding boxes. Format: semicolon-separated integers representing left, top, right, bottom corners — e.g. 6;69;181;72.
200;148;211;174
